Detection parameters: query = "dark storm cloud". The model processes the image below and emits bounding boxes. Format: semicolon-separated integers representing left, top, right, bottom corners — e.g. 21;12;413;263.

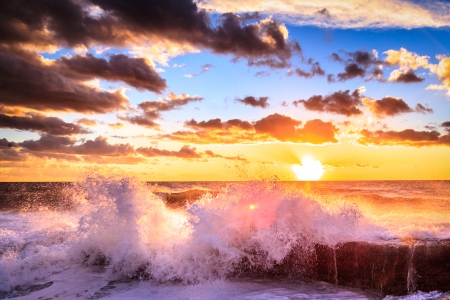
0;0;300;68
236;96;270;108
329;50;382;82
358;128;450;147
59;54;167;93
393;70;425;83
0;113;90;135
0;53;129;113
293;89;363;116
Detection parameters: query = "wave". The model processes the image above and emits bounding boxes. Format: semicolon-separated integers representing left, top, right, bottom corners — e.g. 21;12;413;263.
1;175;449;297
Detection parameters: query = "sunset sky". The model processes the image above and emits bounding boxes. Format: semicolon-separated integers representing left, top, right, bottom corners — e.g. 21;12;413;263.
1;0;450;181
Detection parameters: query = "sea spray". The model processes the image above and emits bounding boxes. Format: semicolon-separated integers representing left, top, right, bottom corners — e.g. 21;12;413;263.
68;175;389;282
2;176;449;297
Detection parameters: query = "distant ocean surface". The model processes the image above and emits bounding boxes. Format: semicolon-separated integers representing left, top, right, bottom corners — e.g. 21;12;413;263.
1;177;449;299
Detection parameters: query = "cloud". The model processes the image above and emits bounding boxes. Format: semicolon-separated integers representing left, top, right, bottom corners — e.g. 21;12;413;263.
108;122;125;129
358;129;450;147
329;50;382;82
186;118;253;130
77;118;99;126
415;103;433;114
58;53;167;93
363;96;432;117
137;145;247;162
294;61;325;78
0;112;90;135
293;89;363;116
184;63;215;78
0;148;27;162
383;48;432;84
442;121;450;133
388;70;425;83
200;0;450;29
20;135;75;152
429;56;450;97
384;48;431;71
236;96;270;108
384;48;450;97
203;150;247;161
254;114;339;144
0;0;300;69
363;96;412;117
137;145;201;159
165;114;339;144
19;135;135;156
254;71;270;77
0;138;25;162
0;52;129;113
120;93;204;128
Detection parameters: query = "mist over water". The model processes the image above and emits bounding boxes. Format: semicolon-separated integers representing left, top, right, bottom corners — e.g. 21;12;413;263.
0;175;449;299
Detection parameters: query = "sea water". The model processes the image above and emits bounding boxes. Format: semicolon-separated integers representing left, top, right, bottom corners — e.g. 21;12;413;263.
0;176;449;299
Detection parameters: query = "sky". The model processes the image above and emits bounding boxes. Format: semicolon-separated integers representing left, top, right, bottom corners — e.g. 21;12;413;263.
1;0;450;181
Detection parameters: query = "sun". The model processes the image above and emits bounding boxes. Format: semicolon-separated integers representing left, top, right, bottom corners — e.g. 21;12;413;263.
292;157;324;181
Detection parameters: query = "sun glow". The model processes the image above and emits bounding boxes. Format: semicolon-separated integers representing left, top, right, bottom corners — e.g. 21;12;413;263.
292;157;324;181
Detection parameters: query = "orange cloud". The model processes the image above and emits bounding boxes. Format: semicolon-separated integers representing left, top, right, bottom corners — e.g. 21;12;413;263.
163;114;339;144
109;122;125;129
77;118;99;126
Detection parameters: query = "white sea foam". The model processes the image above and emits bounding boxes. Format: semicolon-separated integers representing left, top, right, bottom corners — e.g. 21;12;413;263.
0;175;449;298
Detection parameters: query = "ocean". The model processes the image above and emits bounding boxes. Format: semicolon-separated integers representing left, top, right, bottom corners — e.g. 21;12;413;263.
0;176;449;300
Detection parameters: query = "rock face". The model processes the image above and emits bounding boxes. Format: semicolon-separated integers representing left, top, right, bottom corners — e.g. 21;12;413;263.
235;240;450;296
315;242;412;295
310;241;450;295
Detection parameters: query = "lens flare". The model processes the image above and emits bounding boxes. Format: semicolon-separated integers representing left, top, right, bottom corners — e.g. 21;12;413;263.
292;157;324;180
